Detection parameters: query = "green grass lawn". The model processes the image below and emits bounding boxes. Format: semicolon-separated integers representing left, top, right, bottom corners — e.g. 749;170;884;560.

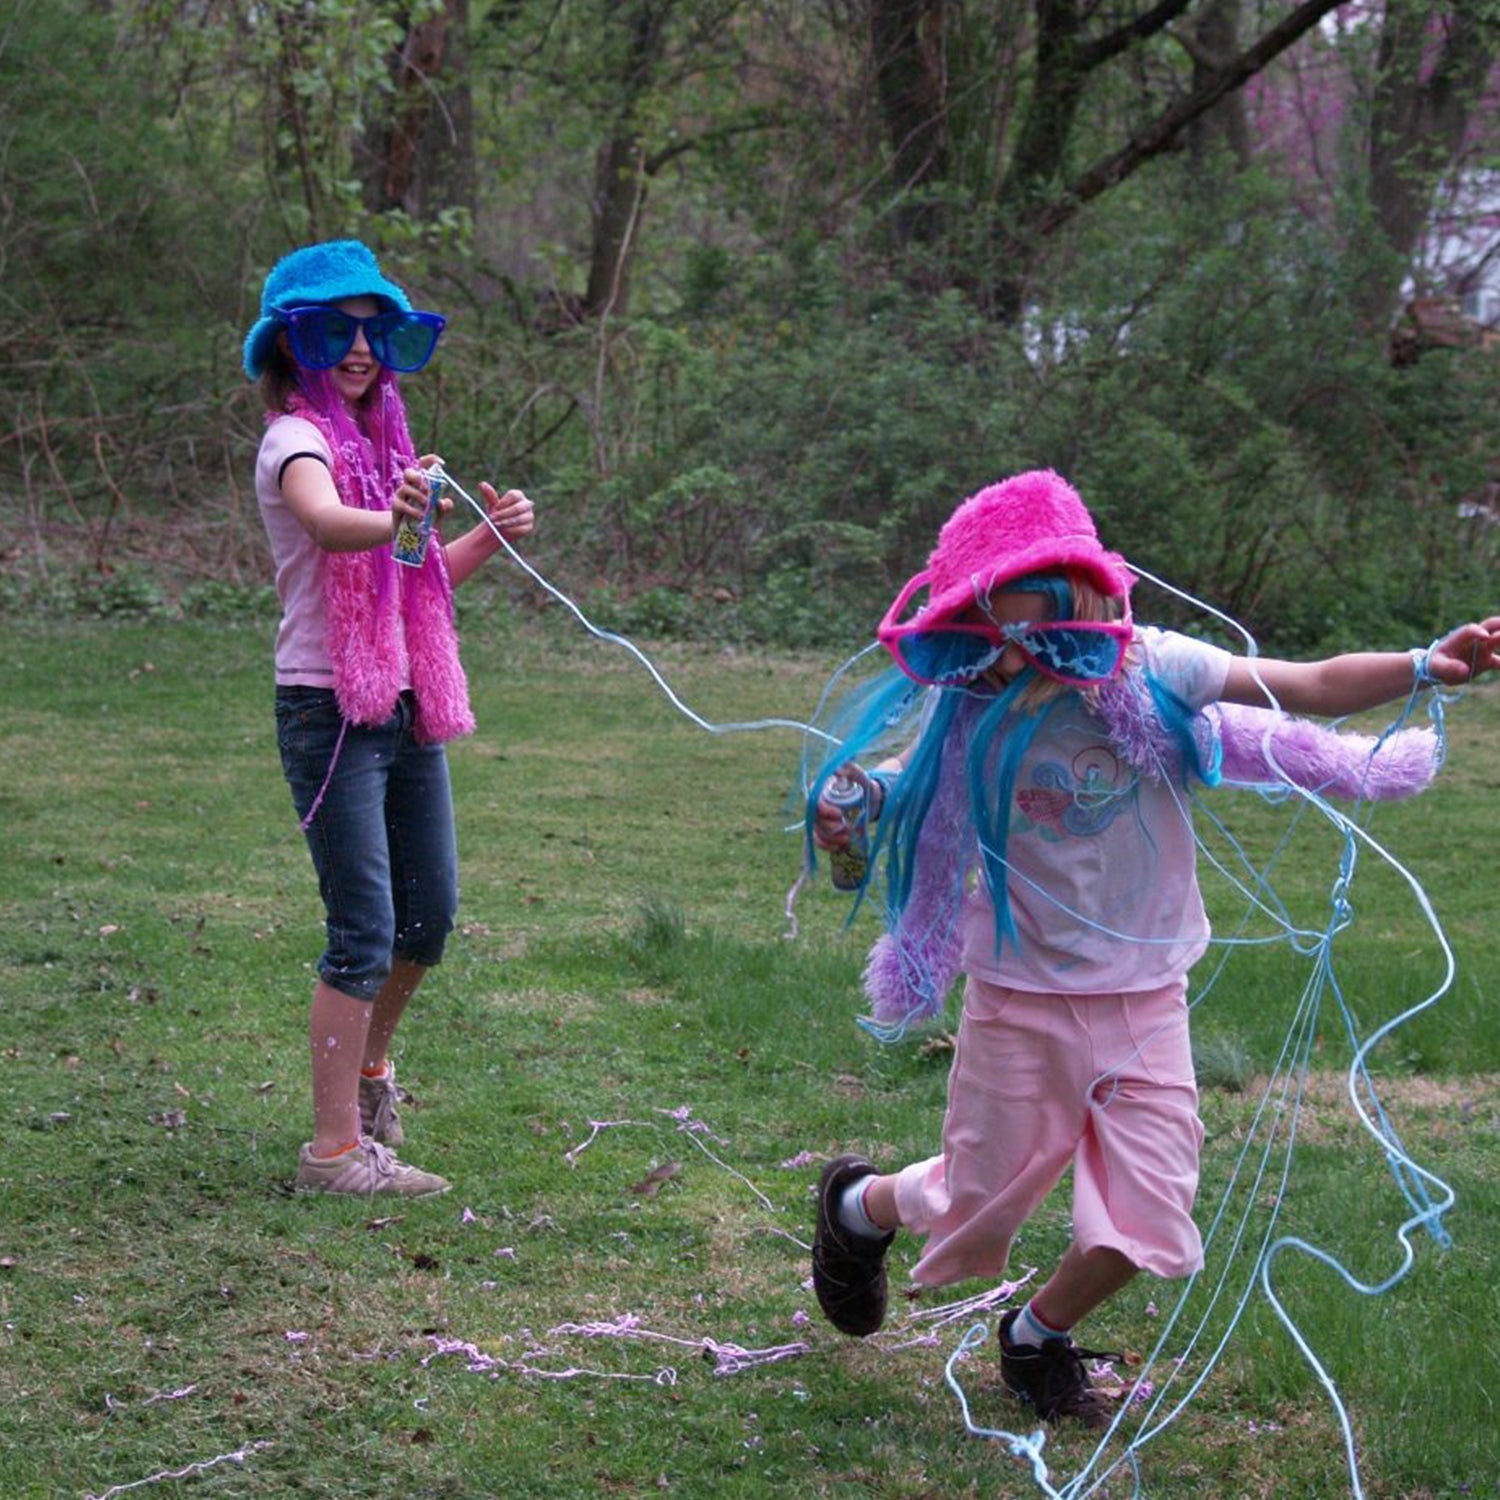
3;616;1498;1499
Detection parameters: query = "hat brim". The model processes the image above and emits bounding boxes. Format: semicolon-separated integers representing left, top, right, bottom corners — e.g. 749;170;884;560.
243;317;282;380
897;544;1135;632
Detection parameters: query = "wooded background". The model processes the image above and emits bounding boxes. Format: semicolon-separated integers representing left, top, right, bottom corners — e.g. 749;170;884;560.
6;0;1500;650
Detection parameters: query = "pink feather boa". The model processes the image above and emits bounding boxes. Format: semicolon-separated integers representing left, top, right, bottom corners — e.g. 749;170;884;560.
861;677;1439;1032
282;389;474;744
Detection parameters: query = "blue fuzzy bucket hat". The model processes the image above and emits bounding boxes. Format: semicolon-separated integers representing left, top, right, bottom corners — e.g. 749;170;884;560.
243;239;412;378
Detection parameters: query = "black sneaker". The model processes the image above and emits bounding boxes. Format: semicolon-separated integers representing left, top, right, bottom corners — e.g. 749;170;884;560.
811;1154;894;1336
996;1307;1119;1429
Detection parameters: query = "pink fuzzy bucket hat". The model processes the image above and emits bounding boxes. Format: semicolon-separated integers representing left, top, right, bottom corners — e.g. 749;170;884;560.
895;469;1133;627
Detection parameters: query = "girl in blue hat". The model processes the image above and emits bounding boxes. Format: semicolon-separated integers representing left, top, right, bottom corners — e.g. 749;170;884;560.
246;239;535;1197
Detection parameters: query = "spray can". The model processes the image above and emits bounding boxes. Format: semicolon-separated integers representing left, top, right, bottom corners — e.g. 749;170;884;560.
824;773;869;891
393;471;447;567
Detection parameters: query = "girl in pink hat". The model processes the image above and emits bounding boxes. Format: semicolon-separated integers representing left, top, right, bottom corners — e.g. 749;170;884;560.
806;469;1499;1426
247;240;536;1198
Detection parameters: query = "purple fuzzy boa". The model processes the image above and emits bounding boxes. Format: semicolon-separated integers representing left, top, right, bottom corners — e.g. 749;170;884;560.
860;673;1439;1033
1090;670;1439;799
861;698;978;1032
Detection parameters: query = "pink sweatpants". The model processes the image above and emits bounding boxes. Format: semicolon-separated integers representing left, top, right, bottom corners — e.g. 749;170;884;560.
893;976;1205;1287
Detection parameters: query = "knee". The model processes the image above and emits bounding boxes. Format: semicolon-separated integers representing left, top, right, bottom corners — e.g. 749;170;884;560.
395;880;457;966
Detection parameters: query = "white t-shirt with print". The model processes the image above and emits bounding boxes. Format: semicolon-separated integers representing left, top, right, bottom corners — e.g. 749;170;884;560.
961;626;1233;995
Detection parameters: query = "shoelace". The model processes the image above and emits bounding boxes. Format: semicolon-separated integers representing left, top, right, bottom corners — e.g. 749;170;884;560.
365;1080;398;1136
363;1140;398;1179
1029;1338;1122;1411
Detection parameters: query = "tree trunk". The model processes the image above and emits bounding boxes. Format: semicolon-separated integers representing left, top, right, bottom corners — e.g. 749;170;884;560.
364;0;476;220
1186;0;1251;171
583;0;673;317
1361;0;1500;331
867;0;950;245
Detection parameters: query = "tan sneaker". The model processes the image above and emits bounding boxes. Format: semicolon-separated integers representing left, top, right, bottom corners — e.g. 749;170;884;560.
358;1064;405;1146
295;1139;450;1198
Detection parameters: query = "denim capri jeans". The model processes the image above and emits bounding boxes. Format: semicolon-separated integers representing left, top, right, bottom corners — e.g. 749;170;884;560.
276;686;458;1001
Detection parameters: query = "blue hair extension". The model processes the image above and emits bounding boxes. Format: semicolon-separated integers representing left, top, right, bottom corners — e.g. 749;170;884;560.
1145;673;1222;789
966;572;1075;954
968;678;1056;954
873;688;963;916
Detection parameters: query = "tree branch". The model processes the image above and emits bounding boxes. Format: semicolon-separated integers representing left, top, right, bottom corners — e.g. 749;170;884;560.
1076;0;1198;72
1037;0;1344;237
642;107;785;176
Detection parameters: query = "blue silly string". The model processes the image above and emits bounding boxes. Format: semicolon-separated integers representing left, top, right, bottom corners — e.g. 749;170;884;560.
445;482;1469;1498
439;466;884;940
938;565;1468;1500
436;467;840;747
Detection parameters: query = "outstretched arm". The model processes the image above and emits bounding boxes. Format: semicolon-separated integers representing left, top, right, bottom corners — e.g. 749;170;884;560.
445;480;536;588
1221;618;1500;716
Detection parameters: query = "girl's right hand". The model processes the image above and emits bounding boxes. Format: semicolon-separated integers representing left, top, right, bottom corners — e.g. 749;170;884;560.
391;459;451;536
812;767;858;851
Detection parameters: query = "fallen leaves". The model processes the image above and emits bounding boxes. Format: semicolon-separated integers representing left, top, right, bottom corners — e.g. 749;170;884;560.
628;1161;682;1198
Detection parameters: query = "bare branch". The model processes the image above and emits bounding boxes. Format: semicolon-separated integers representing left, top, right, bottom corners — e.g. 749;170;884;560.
1038;0;1344;238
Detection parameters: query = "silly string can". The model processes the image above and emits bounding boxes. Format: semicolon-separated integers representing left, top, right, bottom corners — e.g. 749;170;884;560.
824;774;869;891
393;471;446;567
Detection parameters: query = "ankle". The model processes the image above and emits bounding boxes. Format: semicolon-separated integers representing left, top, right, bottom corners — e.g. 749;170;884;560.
309;1139;361;1161
1008;1299;1072;1349
838;1174;897;1239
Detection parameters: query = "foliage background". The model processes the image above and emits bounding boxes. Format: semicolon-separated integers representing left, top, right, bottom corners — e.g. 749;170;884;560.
4;0;1500;651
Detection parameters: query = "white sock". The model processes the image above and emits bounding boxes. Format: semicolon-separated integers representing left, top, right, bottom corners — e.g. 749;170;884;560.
838;1177;889;1240
1009;1299;1071;1348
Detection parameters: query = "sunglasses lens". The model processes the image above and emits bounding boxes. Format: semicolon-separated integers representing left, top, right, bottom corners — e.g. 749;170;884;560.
900;630;1006;686
369;311;443;372
286;308;355;369
1019;626;1123;682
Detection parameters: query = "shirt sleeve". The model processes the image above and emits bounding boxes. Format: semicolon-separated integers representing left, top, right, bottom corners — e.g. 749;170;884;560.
1139;626;1233;710
255;416;331;499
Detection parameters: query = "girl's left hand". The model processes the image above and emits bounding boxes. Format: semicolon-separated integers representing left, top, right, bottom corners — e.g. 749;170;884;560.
1429;616;1500;683
481;482;535;542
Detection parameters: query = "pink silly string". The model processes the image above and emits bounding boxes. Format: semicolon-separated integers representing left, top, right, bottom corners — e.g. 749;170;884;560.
423;1333;677;1386
894;1277;1031;1332
298;718;349;832
656;1106;777;1212
104;1384;198;1412
549;1315;811;1378
760;1224;812;1253
139;1384;198;1406
561;1104;779;1212
869;1278;1031;1354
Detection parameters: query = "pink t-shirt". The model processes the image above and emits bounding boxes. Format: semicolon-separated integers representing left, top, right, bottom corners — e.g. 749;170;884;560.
961;627;1233;995
256;416;338;687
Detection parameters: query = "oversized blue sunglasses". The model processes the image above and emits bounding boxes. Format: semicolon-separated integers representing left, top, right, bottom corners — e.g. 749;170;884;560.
282;305;447;373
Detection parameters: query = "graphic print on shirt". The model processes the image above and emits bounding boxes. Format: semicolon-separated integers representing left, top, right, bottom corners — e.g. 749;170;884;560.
1015;745;1135;840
